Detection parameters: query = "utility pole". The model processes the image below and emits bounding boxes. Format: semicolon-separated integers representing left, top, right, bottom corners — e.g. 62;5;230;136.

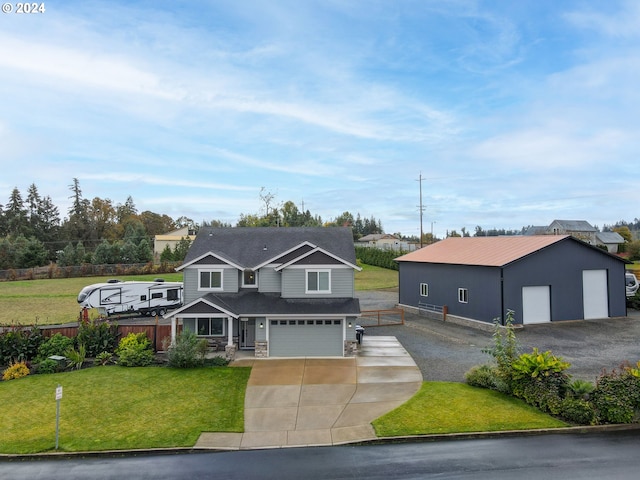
417;173;425;248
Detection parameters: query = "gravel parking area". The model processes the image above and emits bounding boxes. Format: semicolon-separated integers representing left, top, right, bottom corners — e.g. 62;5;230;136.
357;290;640;383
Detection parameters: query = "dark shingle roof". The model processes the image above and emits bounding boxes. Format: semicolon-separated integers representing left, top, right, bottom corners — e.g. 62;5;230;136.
183;227;356;268
206;291;361;316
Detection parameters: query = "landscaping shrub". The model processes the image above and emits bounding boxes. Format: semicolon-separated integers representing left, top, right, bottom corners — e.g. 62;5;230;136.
167;330;209;368
36;358;61;374
116;333;154;367
76;320;119;357
94;351;114;366
65;344;87;370
208;356;230;367
2;361;30;381
511;372;569;415
0;326;43;365
464;364;507;392
511;348;571;380
481;310;520;393
567;379;595;400
560;397;596;425
591;368;640;424
36;333;74;362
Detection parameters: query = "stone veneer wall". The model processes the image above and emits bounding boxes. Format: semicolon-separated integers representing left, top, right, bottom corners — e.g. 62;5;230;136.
344;340;357;356
255;341;268;358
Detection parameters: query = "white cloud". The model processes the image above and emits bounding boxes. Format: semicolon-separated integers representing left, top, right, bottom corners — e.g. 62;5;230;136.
565;0;640;39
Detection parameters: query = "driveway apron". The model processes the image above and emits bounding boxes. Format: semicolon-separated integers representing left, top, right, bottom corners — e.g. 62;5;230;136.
195;336;422;450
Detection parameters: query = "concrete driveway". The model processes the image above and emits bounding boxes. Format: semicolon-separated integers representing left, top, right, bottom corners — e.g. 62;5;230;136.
195;336;422;450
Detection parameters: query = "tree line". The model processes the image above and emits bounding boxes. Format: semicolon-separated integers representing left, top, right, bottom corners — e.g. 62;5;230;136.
0;181;384;270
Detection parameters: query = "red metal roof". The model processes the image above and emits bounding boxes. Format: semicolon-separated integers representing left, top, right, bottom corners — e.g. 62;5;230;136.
395;235;570;267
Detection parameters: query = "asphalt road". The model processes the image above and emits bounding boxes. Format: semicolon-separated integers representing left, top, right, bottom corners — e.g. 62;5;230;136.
357;290;640;382
3;430;640;479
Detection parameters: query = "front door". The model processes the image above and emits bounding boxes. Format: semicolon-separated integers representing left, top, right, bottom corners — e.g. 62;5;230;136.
240;318;255;349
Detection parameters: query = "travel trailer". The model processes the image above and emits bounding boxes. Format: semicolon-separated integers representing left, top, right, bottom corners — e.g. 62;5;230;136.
77;279;183;316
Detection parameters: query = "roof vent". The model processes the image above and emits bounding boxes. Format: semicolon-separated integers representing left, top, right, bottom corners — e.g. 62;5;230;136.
263;244;268;251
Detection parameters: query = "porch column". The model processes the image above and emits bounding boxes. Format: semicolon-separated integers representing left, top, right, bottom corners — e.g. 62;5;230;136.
171;317;177;346
227;317;233;346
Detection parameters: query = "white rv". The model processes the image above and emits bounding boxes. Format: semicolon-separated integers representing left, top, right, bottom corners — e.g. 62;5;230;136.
77;279;183;316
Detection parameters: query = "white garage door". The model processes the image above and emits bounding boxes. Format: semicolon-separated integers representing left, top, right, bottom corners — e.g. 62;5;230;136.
522;286;551;324
269;319;344;357
583;270;609;319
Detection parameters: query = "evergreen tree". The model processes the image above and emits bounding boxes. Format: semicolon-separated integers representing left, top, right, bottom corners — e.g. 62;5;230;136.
92;239;113;264
160;244;174;262
173;237;192;261
120;240;139;263
14;236;48;268
137;238;153;263
4;187;28;237
116;195;138;223
64;178;92;243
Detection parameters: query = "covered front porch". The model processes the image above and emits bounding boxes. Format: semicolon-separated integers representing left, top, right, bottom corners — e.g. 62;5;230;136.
164;291;361;358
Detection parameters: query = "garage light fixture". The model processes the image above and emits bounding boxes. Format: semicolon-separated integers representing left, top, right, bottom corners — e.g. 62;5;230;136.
259;322;264;329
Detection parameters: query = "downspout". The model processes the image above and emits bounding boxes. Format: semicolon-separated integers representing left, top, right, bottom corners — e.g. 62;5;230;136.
500;267;505;326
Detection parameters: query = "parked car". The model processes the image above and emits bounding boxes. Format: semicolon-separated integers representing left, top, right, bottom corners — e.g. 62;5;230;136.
626;272;639;297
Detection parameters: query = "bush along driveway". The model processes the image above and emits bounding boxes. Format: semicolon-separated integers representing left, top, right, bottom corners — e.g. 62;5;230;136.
465;313;640;426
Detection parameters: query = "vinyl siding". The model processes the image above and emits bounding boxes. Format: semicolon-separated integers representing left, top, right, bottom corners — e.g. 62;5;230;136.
183;266;239;303
258;266;281;293
280;267;355;298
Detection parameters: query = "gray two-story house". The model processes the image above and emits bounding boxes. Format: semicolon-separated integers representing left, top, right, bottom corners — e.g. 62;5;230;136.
165;227;362;357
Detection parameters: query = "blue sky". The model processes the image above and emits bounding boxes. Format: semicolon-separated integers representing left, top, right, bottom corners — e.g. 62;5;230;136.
1;1;639;238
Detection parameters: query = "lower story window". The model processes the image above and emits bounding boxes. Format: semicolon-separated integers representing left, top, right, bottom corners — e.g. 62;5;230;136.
197;318;225;336
458;288;468;304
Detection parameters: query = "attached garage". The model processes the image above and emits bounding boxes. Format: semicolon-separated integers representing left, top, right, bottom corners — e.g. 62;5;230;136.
269;319;344;357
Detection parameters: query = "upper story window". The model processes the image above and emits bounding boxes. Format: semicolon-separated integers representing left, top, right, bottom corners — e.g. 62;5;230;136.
242;270;257;288
306;269;331;294
420;283;429;297
199;269;223;291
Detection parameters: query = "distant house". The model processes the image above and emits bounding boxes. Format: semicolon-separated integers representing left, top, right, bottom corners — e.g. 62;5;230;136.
153;227;197;261
165;227;361;357
596;231;625;253
547;220;598;244
524;219;625;252
396;235;628;326
356;233;416;252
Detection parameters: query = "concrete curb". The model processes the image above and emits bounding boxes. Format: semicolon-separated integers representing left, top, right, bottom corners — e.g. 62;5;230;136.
3;424;639;460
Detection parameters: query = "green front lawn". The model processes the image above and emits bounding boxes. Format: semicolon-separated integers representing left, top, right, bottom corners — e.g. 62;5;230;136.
0;365;250;454
373;382;568;437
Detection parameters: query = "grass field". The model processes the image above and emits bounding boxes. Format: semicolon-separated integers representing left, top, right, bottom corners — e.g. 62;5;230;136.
0;273;183;326
0;265;397;326
0;365;250;454
372;382;568;437
354;263;398;290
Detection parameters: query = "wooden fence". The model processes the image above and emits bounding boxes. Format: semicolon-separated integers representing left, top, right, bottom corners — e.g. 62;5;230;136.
40;323;176;353
357;308;405;327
